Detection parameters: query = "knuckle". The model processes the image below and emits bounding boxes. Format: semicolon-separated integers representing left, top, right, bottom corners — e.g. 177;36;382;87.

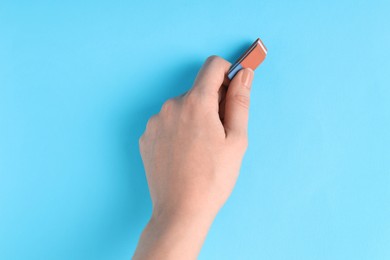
146;115;158;130
233;94;250;109
138;134;145;146
205;55;220;64
161;98;175;114
138;134;147;153
205;55;230;67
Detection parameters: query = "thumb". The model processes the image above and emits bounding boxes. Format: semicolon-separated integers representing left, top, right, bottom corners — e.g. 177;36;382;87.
223;68;254;139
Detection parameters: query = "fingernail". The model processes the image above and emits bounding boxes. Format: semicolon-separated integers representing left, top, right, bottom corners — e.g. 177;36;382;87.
241;69;254;89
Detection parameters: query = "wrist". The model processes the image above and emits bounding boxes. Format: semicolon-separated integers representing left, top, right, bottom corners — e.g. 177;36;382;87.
151;200;219;226
134;205;217;259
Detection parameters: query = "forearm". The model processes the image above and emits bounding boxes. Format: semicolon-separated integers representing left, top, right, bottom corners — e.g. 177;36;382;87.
133;209;216;259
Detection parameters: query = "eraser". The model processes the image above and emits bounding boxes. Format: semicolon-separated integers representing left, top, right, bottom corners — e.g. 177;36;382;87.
227;38;267;80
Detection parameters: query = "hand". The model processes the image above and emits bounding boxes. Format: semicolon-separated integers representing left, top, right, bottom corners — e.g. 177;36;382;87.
133;56;254;259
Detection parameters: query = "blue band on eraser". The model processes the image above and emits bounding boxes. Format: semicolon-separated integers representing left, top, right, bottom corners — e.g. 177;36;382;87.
227;63;243;80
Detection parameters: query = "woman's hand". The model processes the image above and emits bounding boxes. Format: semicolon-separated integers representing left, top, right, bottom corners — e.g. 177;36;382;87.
134;56;254;260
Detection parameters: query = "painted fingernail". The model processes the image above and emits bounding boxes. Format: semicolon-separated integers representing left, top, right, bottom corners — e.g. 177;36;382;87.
241;69;254;89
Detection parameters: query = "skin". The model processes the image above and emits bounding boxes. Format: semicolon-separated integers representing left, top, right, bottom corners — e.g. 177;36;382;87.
133;56;254;260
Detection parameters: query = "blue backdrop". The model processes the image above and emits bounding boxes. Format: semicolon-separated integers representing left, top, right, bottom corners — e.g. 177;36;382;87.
1;1;389;259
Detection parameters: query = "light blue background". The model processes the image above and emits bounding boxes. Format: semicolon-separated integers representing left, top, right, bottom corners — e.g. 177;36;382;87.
1;0;389;259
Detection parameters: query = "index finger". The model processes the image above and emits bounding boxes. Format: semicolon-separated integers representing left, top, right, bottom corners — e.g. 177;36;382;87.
191;56;231;99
